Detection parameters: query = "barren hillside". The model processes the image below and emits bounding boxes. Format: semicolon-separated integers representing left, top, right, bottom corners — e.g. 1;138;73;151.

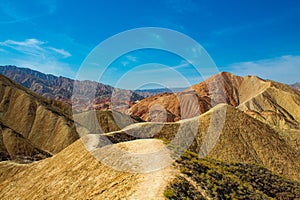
0;74;78;161
74;110;143;135
0;74;145;163
291;82;300;91
0;72;299;199
129;72;300;131
0;65;145;111
80;104;300;181
0;139;176;200
0;131;299;199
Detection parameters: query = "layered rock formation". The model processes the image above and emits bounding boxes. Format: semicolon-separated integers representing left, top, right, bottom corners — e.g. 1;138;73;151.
129;72;300;131
0;74;79;162
90;104;300;181
0;65;144;111
0;74;145;162
0;70;299;199
0;105;299;199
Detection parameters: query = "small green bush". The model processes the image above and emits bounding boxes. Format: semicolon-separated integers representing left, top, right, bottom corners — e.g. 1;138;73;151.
163;189;174;198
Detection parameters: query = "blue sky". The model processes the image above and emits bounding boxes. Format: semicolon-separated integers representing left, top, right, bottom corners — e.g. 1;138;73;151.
0;0;300;89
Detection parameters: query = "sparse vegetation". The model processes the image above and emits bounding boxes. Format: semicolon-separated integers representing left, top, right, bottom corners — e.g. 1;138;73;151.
164;151;300;200
0;68;300;199
164;176;206;200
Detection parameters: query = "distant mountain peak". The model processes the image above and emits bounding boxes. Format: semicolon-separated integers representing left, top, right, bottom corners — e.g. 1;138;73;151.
0;65;146;111
291;82;300;91
129;72;300;131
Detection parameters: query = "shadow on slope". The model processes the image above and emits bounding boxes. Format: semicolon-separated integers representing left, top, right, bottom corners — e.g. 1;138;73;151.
82;104;299;181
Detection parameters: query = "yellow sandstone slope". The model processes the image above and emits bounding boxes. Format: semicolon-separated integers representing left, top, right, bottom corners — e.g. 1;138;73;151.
0;104;299;199
0;75;79;161
77;104;300;181
0;139;176;200
0;73;299;199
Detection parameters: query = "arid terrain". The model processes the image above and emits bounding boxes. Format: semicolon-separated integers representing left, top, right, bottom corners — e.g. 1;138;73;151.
292;82;300;91
0;65;178;111
0;66;299;199
129;72;300;130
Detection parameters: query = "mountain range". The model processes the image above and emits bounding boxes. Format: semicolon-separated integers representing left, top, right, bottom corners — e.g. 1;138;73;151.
0;66;185;112
0;66;146;111
292;82;300;91
0;66;299;199
129;72;300;131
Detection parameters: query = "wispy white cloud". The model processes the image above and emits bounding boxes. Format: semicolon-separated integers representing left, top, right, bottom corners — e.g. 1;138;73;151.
173;62;190;69
0;39;45;56
47;47;72;58
0;38;44;46
120;55;139;67
0;38;74;78
126;55;138;62
228;55;300;84
0;38;71;58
